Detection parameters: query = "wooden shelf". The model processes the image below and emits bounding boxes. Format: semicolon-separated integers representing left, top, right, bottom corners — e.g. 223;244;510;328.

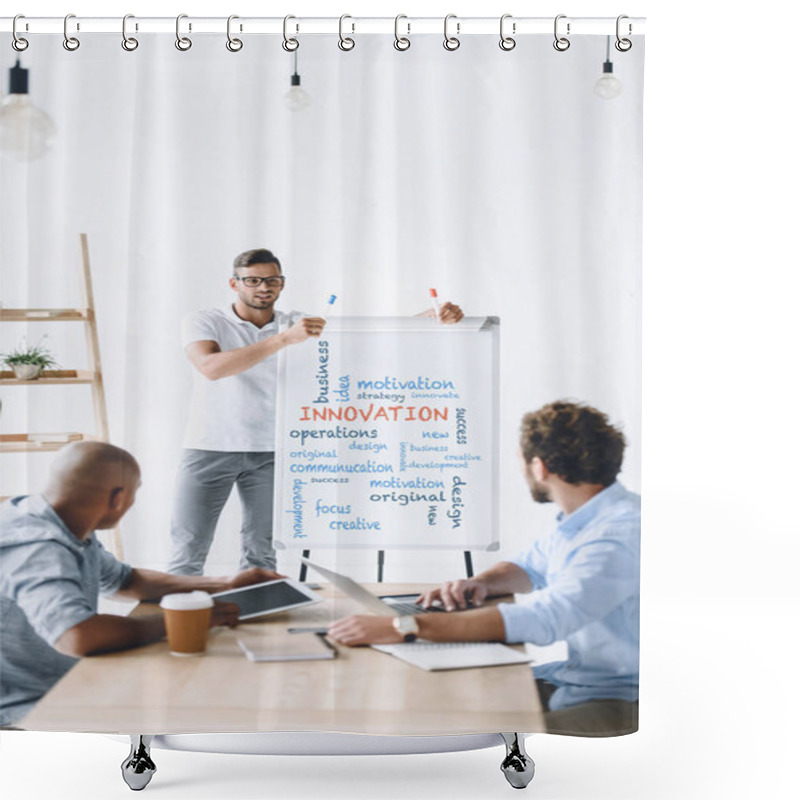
0;433;90;453
0;308;89;321
0;235;121;558
0;369;94;385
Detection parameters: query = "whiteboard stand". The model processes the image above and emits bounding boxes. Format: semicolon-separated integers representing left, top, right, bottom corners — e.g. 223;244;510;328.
297;549;475;583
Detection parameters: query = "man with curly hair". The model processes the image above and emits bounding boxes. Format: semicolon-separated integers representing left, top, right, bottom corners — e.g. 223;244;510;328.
328;400;640;736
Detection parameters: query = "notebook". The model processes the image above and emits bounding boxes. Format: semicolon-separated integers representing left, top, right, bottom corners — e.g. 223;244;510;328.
371;641;532;671
237;632;337;662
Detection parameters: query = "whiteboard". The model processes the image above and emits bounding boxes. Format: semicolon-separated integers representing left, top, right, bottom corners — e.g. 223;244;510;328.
273;316;500;550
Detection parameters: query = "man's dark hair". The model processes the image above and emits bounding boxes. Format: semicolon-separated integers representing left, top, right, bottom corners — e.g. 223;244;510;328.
519;400;626;486
232;248;282;274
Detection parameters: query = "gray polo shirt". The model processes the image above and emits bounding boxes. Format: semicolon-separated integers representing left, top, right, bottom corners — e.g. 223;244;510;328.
0;495;132;727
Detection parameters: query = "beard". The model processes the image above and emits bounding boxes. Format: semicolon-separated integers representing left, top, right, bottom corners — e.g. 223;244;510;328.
530;480;552;504
241;294;274;309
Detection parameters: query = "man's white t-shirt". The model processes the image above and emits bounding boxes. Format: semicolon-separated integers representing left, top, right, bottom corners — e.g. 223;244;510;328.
181;306;294;452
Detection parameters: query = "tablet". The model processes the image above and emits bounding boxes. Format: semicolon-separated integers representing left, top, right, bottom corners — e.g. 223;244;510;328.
211;579;322;620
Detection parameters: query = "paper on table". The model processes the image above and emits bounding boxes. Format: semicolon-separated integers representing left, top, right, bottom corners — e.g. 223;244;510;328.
371;641;532;671
237;632;336;662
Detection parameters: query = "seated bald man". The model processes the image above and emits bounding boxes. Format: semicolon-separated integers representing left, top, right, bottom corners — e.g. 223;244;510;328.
0;441;282;729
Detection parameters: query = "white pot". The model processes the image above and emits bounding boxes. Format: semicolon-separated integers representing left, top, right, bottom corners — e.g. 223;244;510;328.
12;363;42;380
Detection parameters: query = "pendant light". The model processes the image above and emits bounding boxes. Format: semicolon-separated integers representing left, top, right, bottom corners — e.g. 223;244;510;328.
0;60;57;161
594;36;623;100
284;50;311;112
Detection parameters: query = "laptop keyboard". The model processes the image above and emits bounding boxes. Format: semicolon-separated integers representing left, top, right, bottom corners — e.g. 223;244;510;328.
385;601;445;615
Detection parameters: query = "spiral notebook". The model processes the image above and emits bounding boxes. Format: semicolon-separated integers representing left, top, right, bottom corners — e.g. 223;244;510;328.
371;641;532;671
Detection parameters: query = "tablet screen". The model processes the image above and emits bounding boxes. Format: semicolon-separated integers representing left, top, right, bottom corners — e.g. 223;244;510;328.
212;579;321;620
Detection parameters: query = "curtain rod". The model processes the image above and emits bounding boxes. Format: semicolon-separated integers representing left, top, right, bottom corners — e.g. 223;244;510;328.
1;16;646;37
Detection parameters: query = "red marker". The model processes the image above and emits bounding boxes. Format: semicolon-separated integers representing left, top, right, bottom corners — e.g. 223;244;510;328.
429;288;441;320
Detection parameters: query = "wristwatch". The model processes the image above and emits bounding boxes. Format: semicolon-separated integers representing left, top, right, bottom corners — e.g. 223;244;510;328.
392;615;420;643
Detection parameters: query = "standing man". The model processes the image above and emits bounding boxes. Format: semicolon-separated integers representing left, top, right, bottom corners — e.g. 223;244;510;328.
0;442;282;729
168;248;326;575
169;248;465;576
328;400;640;736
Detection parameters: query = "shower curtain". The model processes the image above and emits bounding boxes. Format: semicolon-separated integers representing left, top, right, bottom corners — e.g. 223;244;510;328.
0;17;644;744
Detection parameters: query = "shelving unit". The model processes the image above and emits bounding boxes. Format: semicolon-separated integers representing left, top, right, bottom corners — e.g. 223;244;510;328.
0;233;122;558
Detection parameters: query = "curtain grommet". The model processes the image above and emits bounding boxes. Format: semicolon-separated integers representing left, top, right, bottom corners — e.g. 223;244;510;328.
12;14;29;51
282;15;299;52
338;14;355;51
499;14;516;51
121;14;139;51
394;15;411;51
226;15;243;52
443;14;460;51
553;14;571;52
615;15;633;52
175;14;192;51
63;14;80;51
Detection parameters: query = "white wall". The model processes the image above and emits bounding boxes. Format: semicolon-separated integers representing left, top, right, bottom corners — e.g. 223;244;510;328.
1;21;643;578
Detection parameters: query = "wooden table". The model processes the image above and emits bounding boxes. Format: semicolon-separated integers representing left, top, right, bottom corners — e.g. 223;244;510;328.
20;584;545;736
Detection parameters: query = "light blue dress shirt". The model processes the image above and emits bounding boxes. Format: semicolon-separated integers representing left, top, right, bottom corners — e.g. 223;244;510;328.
497;481;640;711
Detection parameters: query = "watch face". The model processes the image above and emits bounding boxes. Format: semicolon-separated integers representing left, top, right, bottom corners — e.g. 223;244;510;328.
393;615;419;641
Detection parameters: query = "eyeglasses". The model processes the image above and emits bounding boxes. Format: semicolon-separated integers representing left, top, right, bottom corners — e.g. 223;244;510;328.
234;276;285;288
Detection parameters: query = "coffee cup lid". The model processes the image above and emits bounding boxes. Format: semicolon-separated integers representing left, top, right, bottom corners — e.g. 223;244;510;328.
159;590;214;610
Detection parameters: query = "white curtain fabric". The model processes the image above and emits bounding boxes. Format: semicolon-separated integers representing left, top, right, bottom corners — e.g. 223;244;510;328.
0;34;643;576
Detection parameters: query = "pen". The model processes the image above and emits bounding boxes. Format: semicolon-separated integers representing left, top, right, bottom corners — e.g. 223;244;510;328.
287;626;329;634
429;288;441;320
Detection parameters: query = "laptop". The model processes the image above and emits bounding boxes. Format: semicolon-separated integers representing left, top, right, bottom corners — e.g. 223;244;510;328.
300;558;530;672
300;558;446;617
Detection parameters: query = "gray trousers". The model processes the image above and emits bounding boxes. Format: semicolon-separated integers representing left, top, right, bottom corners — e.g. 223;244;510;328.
168;449;276;575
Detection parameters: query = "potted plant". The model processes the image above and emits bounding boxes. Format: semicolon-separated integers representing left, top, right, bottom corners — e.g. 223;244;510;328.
1;336;59;380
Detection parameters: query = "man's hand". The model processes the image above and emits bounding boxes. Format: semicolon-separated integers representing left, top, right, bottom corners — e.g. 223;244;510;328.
417;578;489;611
210;600;242;628
282;317;327;345
419;302;464;324
327;615;402;646
438;301;464;324
226;567;286;591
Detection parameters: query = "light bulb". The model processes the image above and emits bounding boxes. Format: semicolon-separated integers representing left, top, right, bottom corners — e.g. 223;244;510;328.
594;60;623;100
284;73;311;113
0;61;56;161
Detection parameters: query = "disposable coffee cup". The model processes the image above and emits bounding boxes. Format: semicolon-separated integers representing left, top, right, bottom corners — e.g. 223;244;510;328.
160;591;214;657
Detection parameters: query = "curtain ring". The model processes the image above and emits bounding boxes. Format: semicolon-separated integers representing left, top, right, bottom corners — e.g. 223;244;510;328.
12;15;29;51
338;14;355;51
615;15;633;52
394;15;411;51
226;15;243;51
63;13;80;51
122;14;139;51
553;14;570;51
443;14;460;51
176;14;192;51
499;14;516;51
283;15;299;51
